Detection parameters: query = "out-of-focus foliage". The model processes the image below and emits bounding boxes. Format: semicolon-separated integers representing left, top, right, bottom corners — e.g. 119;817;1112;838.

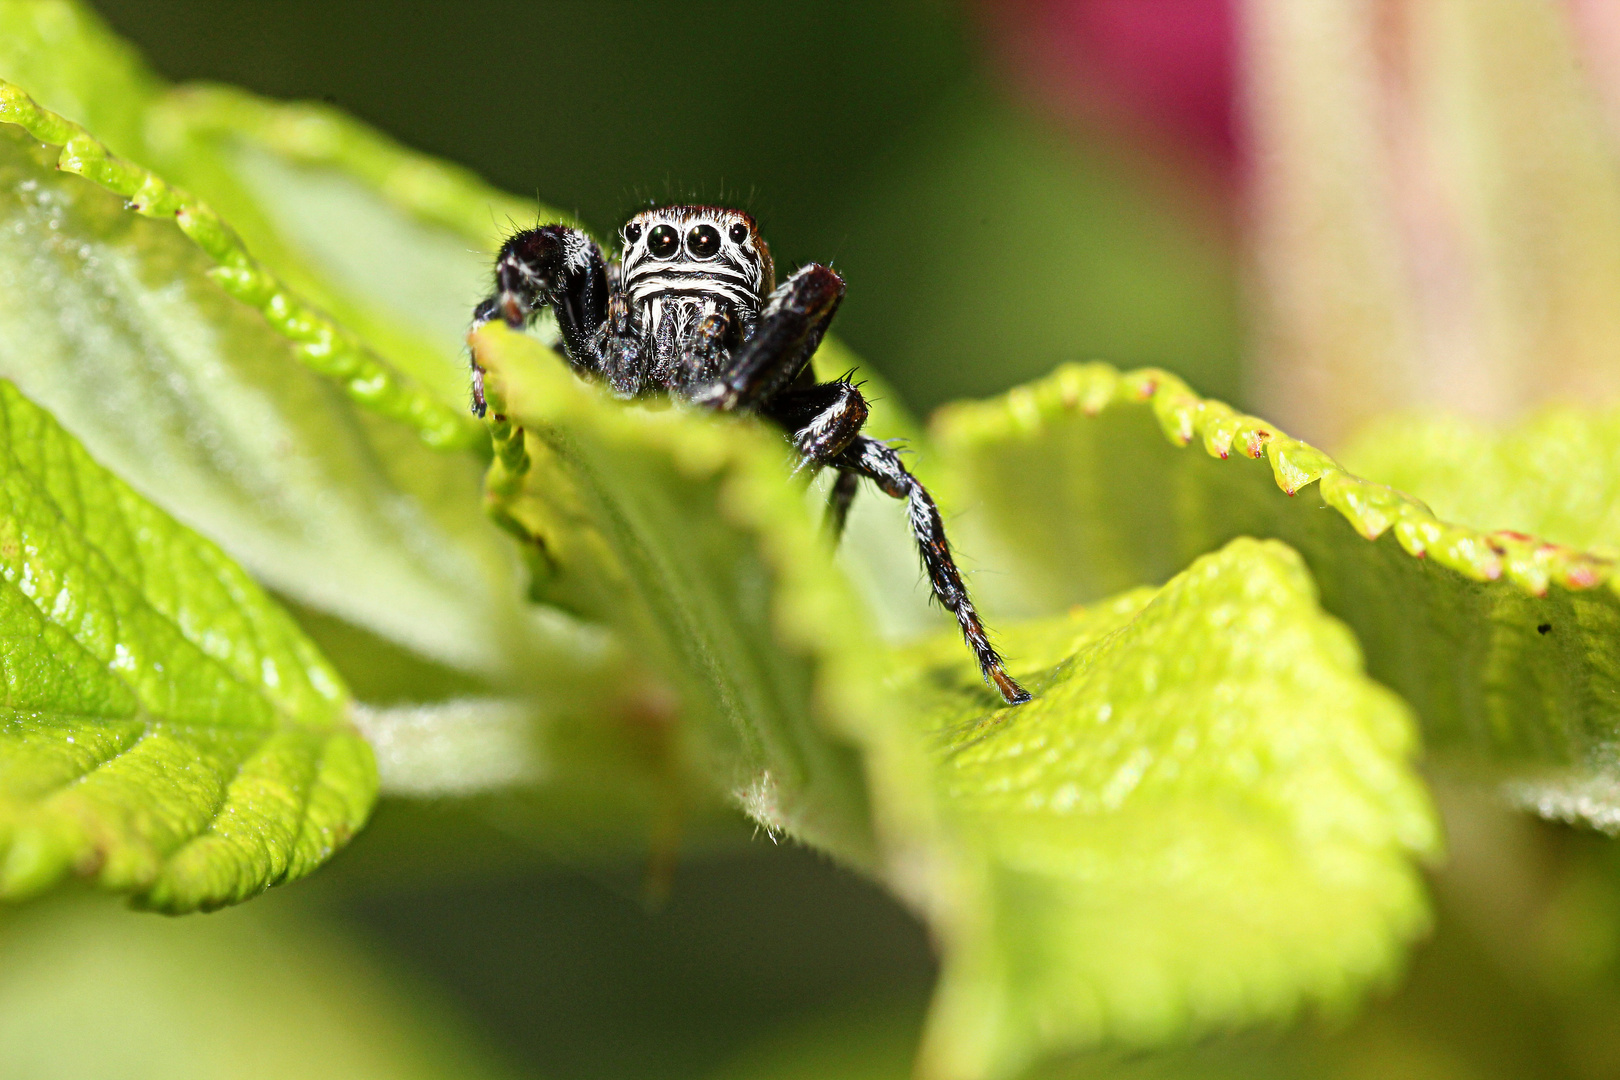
1244;0;1620;447
826;86;1242;411
0;894;516;1079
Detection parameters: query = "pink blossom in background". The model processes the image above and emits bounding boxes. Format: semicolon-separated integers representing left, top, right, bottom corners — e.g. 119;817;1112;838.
976;0;1238;177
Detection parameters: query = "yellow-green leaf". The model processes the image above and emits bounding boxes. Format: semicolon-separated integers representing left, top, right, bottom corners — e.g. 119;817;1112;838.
0;381;374;911
933;364;1620;829
473;330;1440;1079
902;538;1435;1080
472;324;883;861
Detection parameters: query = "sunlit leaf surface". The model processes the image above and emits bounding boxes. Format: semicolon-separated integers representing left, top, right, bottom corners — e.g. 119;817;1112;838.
0;381;373;911
901;539;1434;1080
934;364;1620;834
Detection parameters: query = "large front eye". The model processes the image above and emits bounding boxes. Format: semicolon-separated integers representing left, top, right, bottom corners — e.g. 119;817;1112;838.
647;224;680;258
687;224;720;258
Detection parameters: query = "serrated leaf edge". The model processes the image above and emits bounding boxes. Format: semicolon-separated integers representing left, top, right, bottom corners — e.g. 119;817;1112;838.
933;363;1613;598
0;377;376;909
0;76;480;450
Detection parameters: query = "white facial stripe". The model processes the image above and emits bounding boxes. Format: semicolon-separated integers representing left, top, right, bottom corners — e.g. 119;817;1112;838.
627;277;757;310
623;264;756;288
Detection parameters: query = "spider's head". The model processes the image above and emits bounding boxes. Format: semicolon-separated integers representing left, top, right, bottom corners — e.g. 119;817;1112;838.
619;206;776;302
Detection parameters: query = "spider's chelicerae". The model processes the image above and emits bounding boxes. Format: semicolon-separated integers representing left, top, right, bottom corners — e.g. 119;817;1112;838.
470;205;1030;705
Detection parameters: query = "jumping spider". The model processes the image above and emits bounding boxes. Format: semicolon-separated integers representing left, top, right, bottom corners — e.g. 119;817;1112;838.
470;206;1030;705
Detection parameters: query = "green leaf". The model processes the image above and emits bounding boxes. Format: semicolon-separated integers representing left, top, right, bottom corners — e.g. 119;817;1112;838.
901;537;1435;1080
0;83;582;683
0;380;373;911
0;0;752;855
0;76;473;449
145;82;567;414
931;364;1620;827
1339;406;1620;831
472;324;882;862
1340;406;1620;556
0;0;158;159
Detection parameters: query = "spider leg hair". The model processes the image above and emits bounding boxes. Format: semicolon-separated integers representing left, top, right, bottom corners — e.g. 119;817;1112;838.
470;224;610;414
765;378;870;468
695;263;844;411
835;436;1031;706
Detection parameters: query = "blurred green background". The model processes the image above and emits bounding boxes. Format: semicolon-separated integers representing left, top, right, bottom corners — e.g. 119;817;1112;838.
81;0;1243;416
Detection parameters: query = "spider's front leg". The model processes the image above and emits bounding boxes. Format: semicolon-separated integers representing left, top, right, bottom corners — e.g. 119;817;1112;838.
825;469;861;539
766;377;870;539
470;224;611;415
692;263;845;411
836;436;1032;706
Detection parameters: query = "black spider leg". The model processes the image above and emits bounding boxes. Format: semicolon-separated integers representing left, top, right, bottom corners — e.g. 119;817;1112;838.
599;290;648;398
693;263;845;410
835;437;1032;706
470;224;611;415
825;469;860;539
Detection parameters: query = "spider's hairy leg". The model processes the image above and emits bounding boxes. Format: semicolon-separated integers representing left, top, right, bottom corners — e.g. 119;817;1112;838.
825;469;860;540
470;224;610;414
693;263;844;411
763;378;870;467
836;436;1032;706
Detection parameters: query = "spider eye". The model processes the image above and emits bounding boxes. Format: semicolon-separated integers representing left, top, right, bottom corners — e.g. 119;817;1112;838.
647;224;680;258
728;222;749;244
623;223;642;244
686;224;721;258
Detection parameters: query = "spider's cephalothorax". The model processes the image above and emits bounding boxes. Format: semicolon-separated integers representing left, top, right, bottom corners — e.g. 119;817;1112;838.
471;206;1031;705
